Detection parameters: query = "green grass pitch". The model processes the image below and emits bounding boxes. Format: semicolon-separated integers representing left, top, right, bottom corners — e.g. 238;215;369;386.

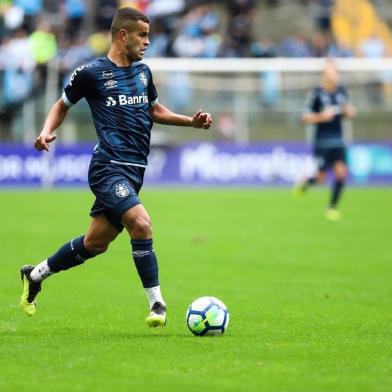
0;188;391;391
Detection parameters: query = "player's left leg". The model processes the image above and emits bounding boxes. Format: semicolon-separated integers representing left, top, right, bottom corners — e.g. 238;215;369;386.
20;215;119;316
121;204;167;328
326;159;347;221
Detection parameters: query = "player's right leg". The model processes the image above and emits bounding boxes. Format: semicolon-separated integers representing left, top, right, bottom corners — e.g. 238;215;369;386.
19;215;119;316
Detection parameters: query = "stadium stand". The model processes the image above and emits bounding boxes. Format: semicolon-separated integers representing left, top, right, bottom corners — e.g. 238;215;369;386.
0;0;391;142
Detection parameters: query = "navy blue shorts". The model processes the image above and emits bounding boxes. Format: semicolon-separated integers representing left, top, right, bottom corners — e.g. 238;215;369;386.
314;147;346;172
88;159;145;232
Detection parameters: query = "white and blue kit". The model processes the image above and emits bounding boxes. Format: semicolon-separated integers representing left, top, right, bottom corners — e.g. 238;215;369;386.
63;57;159;231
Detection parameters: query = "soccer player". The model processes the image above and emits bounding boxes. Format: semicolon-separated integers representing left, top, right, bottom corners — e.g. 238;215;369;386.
19;7;212;327
294;61;357;221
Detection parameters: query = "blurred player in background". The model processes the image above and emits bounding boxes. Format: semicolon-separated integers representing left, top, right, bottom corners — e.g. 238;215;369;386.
19;7;212;326
294;61;357;221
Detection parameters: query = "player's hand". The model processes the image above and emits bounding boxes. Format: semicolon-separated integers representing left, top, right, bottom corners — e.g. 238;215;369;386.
192;110;212;129
34;133;57;152
319;109;335;122
343;104;357;119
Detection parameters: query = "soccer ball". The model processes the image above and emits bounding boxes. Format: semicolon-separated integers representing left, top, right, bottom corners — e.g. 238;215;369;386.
186;296;229;336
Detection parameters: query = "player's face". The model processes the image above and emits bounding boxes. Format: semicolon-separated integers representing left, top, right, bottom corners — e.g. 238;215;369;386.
323;66;340;88
124;20;150;61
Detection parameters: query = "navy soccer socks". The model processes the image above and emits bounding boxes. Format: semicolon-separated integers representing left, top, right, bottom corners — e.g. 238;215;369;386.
131;239;159;288
330;179;345;208
131;239;165;309
30;236;95;282
47;235;95;272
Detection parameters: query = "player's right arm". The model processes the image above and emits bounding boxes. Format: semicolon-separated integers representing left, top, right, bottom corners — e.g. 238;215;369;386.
302;88;334;124
34;99;69;152
302;110;335;124
34;64;90;152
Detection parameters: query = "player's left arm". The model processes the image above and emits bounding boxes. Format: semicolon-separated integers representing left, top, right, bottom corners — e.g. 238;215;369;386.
149;103;212;129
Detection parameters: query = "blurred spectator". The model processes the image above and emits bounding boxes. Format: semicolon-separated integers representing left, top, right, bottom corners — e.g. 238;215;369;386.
310;32;329;57
226;0;256;18
29;21;57;65
88;30;110;56
220;36;244;58
29;21;57;94
250;37;277;58
279;33;312;57
313;0;335;33
327;40;353;58
64;0;86;39
225;14;252;57
95;0;117;30
360;33;386;58
2;3;24;34
14;0;43;33
145;18;170;57
172;4;221;58
58;34;93;87
0;28;35;139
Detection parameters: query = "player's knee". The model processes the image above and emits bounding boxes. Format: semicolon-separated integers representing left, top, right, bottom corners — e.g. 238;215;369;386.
132;217;152;239
83;237;110;255
335;164;347;180
337;169;347;181
317;172;326;183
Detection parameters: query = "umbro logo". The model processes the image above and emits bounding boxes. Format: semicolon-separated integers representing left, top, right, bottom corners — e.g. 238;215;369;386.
104;80;117;89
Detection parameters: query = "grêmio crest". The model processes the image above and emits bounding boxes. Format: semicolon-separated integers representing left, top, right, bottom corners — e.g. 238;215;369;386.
115;183;129;198
139;72;148;87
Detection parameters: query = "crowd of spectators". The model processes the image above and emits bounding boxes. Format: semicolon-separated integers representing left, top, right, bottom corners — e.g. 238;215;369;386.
0;0;389;139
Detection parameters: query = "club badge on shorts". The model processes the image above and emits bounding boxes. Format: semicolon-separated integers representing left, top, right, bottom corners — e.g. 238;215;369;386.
115;183;130;198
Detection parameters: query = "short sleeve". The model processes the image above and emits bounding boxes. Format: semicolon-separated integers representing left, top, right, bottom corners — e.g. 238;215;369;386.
303;88;320;114
62;65;90;107
340;86;349;102
146;67;158;107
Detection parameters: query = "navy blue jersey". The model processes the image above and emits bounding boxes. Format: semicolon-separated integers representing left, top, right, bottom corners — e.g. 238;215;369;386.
304;85;349;148
62;57;158;167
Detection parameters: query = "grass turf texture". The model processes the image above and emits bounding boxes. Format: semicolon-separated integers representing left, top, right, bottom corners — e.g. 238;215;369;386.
0;188;391;391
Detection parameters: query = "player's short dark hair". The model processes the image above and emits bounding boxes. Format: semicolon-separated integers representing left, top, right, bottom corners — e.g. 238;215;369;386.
111;7;149;37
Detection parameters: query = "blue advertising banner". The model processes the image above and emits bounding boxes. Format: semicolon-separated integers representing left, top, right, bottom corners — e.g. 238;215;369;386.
0;142;391;187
